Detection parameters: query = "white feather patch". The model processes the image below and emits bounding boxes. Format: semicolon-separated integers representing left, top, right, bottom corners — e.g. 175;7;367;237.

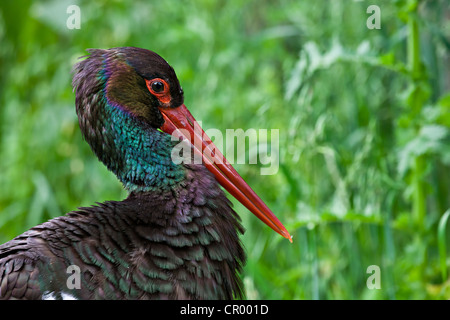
42;291;78;300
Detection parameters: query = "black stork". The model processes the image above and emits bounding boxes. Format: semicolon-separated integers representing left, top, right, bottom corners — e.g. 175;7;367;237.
0;47;291;300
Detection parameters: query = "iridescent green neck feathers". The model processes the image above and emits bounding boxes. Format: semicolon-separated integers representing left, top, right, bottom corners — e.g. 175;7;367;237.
72;48;185;192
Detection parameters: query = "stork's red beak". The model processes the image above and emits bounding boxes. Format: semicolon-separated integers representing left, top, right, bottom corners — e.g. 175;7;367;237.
159;104;292;242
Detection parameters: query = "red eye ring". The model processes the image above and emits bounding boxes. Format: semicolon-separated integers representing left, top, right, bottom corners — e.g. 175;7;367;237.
146;78;171;104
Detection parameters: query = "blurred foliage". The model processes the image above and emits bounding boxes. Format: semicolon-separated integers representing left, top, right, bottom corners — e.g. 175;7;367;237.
0;0;449;299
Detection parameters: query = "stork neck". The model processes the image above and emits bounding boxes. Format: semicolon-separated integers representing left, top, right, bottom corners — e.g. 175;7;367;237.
97;104;185;193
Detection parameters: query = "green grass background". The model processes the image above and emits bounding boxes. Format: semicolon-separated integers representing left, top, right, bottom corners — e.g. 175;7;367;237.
0;0;449;299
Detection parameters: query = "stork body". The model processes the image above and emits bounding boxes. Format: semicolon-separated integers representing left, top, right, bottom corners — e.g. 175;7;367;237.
0;172;244;299
0;47;289;300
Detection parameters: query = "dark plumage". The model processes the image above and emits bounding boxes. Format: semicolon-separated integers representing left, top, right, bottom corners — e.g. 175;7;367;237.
0;166;244;299
0;47;289;300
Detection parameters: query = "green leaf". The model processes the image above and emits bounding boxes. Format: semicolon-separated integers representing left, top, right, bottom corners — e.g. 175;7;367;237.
438;209;450;281
398;125;449;175
406;83;431;113
437;93;450;127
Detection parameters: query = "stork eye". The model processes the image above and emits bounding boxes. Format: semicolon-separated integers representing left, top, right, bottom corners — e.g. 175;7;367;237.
151;81;164;93
146;78;171;105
